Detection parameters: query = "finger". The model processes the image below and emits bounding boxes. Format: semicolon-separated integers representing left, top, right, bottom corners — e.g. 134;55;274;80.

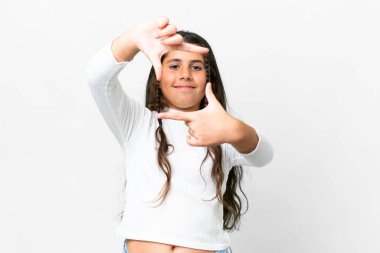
162;40;209;54
178;42;209;53
188;128;196;137
186;135;202;146
156;24;177;39
156;16;169;29
160;34;184;45
157;111;192;121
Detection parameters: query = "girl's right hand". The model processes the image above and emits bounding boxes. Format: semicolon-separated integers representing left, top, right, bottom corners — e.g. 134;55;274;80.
126;16;209;81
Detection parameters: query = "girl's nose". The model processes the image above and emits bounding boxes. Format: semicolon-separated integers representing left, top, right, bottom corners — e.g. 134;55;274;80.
179;68;192;80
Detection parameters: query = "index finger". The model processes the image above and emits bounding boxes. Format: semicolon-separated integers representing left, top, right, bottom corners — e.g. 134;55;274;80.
156;111;193;121
162;40;209;54
180;42;209;54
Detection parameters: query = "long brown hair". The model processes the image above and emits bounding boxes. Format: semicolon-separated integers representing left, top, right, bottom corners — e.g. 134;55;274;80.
117;31;249;232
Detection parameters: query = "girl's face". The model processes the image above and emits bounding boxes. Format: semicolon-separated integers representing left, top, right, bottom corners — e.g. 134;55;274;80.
160;50;207;112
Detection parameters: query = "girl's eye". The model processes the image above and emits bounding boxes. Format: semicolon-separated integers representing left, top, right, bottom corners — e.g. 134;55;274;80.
168;65;203;70
192;66;202;71
169;65;179;69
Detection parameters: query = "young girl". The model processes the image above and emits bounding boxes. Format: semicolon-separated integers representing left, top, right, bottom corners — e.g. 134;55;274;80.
86;16;273;253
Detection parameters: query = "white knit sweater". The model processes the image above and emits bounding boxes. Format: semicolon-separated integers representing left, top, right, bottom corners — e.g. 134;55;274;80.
85;40;274;251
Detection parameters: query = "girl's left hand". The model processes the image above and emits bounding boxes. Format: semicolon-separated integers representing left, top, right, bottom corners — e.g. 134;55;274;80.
156;82;238;146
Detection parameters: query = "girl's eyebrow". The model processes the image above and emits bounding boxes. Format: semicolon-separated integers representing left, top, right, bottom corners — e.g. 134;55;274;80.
167;58;204;65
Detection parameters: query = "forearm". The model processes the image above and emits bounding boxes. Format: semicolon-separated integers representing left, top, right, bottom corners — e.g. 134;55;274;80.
228;118;260;154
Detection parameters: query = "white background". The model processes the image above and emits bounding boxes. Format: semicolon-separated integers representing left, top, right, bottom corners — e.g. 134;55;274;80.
1;0;379;252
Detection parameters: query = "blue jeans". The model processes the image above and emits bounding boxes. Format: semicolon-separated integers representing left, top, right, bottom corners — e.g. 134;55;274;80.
123;238;232;253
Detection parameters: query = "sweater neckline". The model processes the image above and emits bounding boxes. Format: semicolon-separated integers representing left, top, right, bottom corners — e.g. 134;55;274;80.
166;107;198;113
167;107;182;112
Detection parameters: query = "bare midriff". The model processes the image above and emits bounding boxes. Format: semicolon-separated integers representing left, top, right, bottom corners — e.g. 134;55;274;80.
126;239;217;253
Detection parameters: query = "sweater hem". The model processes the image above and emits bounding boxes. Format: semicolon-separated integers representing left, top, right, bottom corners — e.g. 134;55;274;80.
116;230;230;251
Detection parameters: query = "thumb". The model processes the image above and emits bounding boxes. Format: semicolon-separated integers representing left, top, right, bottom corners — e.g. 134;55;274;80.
205;82;217;104
151;55;163;81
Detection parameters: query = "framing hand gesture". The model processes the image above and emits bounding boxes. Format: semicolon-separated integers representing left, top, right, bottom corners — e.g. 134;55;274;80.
157;83;238;147
130;16;209;80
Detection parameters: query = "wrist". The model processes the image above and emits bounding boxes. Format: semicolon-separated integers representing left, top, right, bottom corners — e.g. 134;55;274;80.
228;119;259;154
228;117;243;145
111;30;140;62
224;116;243;144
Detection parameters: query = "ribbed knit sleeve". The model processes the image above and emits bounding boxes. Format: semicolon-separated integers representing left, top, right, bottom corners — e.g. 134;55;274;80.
85;40;151;148
226;128;274;168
